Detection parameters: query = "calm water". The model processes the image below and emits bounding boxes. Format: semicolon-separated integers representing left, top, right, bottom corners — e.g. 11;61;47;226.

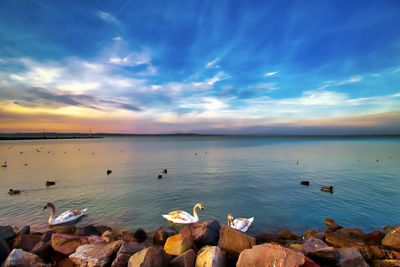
0;136;399;234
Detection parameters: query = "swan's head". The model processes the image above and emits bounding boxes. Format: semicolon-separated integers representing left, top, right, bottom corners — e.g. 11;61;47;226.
43;202;54;211
196;203;205;212
227;214;234;226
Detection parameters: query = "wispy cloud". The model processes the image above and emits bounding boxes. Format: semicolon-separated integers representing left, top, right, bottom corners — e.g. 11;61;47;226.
96;11;118;24
109;52;151;67
264;71;278;77
335;75;363;86
205;57;221;69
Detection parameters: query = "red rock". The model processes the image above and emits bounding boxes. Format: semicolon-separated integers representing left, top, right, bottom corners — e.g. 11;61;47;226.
236;243;305;267
366;230;385;245
181;220;220;246
12;234;42;252
51;234;89;255
3;248;51;267
170;249;196;267
31;241;53;263
55;258;76;267
218;225;255;257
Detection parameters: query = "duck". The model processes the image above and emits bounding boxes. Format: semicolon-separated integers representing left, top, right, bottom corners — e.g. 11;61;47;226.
227;214;254;232
300;180;310;186
8;189;21;195
2;161;7;168
46;181;56;186
43;202;87;226
107;169;112;175
321;186;333;193
162;169;168;174
157;174;162;179
162;203;204;224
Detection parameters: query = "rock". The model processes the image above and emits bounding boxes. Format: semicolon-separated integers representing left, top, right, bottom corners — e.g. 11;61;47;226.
164;233;194;256
1;239;11;263
304;230;317;239
325;228;366;249
236;243;305;267
127;246;168;267
69;240;123;267
41;231;53;243
0;225;15;241
17;225;30;235
303;257;320;267
324;218;342;231
195;246;225;267
366;230;386;245
255;232;275;244
88;235;106;244
95;225;112;235
51;233;89;255
391;251;400;260
276;229;299;240
51;226;77;235
360;245;387;261
153;226;177;246
217;225;255;257
12;233;42;252
31;241;53;263
372;260;400;267
102;230;117;243
303;238;338;262
3;248;51;267
383;225;400;250
56;258;76;267
181;220;220;246
133;228;147;243
76;225;100;236
337;247;368;267
111;241;146;267
289;244;303;251
170;249;196;267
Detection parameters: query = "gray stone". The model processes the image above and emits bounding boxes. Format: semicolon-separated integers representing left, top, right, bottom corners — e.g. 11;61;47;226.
69;240;123;267
0;225;15;241
337;247;368;267
111;242;145;267
3;248;51;267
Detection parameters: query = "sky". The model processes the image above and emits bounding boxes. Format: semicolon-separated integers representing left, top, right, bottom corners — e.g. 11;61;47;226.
0;0;400;134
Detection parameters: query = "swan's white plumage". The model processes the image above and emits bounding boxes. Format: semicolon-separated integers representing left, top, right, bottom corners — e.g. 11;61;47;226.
229;216;254;232
162;203;204;224
45;203;87;226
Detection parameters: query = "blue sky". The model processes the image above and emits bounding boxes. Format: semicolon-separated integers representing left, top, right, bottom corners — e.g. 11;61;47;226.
0;0;399;133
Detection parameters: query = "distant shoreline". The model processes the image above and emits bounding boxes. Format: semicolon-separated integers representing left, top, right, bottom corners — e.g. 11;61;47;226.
0;136;103;141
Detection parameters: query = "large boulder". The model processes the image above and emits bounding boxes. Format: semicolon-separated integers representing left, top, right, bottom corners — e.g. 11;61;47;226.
102;230;117;242
325;228;366;249
16;225;30;235
41;231;53;243
170;249;196;267
128;246;168;267
217;225;255;257
236;243;305;267
76;225;100;236
111;242;146;267
153;226;177;246
337;247;368;267
164;233;194;256
303;238;338;262
133;229;147;243
31;241;53;263
12;233;42;252
3;248;51;267
372;260;400;267
0;225;15;241
1;239;11;263
366;230;386;245
69;240;123;267
51;233;89;255
383;226;400;250
181;220;220;246
195;246;225;267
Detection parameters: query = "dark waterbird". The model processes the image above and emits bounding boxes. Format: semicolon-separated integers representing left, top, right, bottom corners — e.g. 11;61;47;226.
162;169;168;174
300;180;310;186
107;169;112;175
321;186;334;193
46;181;56;186
8;189;21;195
158;174;162;179
2;161;7;168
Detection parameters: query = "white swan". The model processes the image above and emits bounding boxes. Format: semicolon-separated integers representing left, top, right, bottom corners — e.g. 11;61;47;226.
227;214;254;232
43;202;87;226
162;203;204;224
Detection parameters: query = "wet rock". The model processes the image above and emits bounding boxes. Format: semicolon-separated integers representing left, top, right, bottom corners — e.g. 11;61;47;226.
127;246;168;267
41;231;53;243
95;225;112;235
51;233;89;255
170;249;196;267
3;248;51;267
383;225;400;250
75;225;100;236
255;232;275;244
164;233;194;256
17;225;30;235
276;229;299;240
181;220;220;246
366;230;386;245
195;246;225;267
0;225;15;241
236;243;305;267
69;240;123;267
31;241;53;263
303;238;337;262
1;239;11;263
372;260;400;267
218;225;255;257
153;226;177;246
324;218;342;232
337;247;368;267
12;233;42;252
133;228;147;243
111;241;146;267
325;228;366;249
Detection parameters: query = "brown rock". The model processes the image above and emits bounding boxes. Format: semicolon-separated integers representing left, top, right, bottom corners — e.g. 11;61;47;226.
255;232;275;244
164;233;194;256
303;238;337;262
153;226;177;246
88;235;106;244
16;225;30;235
383;226;400;250
325;228;366;249
303;230;317;239
75;225;100;236
337;247;368;267
236;243;305;267
133;228;147;243
391;251;400;260
366;230;386;245
41;231;53;243
276;229;299;240
50;226;77;235
181;220;220;246
31;241;53;263
95;225;112;235
324;218;342;231
111;242;146;267
3;248;51;267
195;246;225;267
1;239;11;263
218;225;255;257
170;249;196;267
102;230;117;243
51;233;89;255
127;246;168;267
56;258;76;267
0;225;15;241
372;260;400;267
303;256;320;267
360;245;386;261
12;233;42;252
69;240;123;267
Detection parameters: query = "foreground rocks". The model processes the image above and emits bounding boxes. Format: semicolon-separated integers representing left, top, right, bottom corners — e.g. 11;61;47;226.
1;218;400;267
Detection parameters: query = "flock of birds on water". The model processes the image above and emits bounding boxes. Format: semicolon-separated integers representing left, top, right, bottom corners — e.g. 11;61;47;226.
1;144;393;233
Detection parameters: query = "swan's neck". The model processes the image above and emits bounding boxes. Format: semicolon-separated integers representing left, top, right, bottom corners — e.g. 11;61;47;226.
48;204;56;224
192;205;199;220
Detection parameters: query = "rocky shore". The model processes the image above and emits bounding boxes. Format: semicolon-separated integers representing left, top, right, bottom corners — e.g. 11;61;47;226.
1;218;400;267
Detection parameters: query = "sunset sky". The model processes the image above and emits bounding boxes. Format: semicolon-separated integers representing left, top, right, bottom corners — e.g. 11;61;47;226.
0;0;400;134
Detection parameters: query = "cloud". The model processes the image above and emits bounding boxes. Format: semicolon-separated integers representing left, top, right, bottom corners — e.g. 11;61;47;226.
205;57;221;69
96;11;119;24
335;75;363;86
109;51;151;66
264;71;278;77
